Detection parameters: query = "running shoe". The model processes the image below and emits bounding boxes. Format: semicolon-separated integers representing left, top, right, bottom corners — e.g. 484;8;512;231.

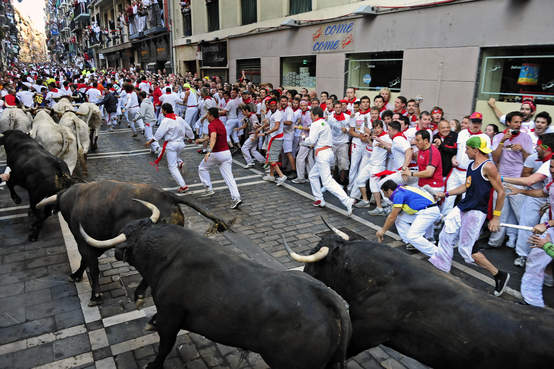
291;178;307;184
312;200;325;207
230;199;242;209
493;271;510;297
513;256;527;267
200;189;215;197
177;186;189;193
345;198;354;216
354;200;370;208
262;175;275;182
245;162;256;168
276;176;287;186
368;207;386;216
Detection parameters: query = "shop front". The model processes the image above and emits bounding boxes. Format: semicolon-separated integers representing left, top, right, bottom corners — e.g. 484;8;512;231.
135;32;171;72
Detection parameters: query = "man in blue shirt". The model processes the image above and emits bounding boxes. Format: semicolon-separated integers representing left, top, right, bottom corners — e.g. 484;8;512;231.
376;180;440;257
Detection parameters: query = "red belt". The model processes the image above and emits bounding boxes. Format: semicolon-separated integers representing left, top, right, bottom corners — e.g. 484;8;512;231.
187;105;198;108
315;146;332;156
455;166;467;172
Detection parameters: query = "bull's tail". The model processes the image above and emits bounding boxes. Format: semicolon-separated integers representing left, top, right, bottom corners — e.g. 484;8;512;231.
170;193;231;232
56;127;71;158
330;293;352;368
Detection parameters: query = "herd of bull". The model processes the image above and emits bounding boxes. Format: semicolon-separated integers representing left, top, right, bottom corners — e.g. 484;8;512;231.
0;97;103;176
1;116;554;369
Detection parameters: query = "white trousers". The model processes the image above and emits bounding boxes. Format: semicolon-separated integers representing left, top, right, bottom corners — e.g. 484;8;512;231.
442;168;466;215
348;144;365;192
225;118;240;143
106;112;117;127
296;145;314;180
241;136;265;164
198;150;240;201
521;223;552;307
488;188;524;247
516;196;548;258
350;152;372;199
429;207;487;273
309;149;349;206
184;107;198;131
395;207;441;257
144;122;160;152
166;141;186;187
127;107;144;132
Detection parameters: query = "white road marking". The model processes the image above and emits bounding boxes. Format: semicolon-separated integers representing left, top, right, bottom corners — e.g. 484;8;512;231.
0;205;28;213
87;149;150;157
0;325;87;356
162;174;260;191
0;213;27;221
231;159;522;300
177;180;265;196
32;352;93;369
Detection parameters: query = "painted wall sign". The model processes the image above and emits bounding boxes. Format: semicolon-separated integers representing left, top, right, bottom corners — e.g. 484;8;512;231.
362;74;372;84
311;21;354;53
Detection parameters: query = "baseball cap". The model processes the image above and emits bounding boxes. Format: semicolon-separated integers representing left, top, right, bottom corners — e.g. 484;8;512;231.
466;136;491;154
469;112;483;121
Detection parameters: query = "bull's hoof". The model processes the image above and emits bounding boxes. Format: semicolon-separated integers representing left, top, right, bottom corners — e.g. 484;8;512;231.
68;274;83;282
135;296;145;309
88;294;103;307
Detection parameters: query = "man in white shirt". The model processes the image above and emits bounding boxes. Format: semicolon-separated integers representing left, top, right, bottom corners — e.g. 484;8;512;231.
221;88;241;149
303;106;354;214
86;82;102;104
279;96;297;178
138;76;151;94
292;101;314;184
123;84;144;136
328;101;351;185
45;83;61;108
159;87;179;112
16;85;34;108
261;99;287;185
348;96;372;192
443;112;491;215
183;83;199;136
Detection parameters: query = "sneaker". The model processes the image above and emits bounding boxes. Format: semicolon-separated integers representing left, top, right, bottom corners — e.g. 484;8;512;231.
383;206;392;215
230;199;242;209
368;207;386;216
245;162;256;168
544;274;554;287
513;256;527;267
177;186;189;193
345;198;354;216
197;149;203;154
493;271;510;297
108;127;114;132
354;200;370;208
276;176;287;186
288;173;297;180
262;175;275;182
291;178;307;184
405;243;416;251
200;189;215;197
312;200;325;207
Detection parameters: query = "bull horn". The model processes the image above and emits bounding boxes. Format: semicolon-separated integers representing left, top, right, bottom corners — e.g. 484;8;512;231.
321;216;350;241
79;224;127;248
282;235;329;263
75;111;87;116
133;198;160;223
36;194;58;209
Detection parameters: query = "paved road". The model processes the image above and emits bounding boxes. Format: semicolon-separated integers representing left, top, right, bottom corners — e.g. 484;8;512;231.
0;125;551;369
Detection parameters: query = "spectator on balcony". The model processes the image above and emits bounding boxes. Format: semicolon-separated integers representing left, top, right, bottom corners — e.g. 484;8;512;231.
126;3;136;36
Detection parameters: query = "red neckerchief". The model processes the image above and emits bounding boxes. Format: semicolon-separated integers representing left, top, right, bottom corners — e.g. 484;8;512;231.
392;132;407;140
320;103;327;111
327;108;334;113
377;131;387;137
292;107;300;112
243;98;251;104
359;108;371;115
502;128;520;138
334;112;346;121
395;108;407;115
224;98;230;103
546;181;554;191
204;96;212;100
301;110;309;115
164;113;177;120
402;127;410;134
468;129;482;135
409;114;418;122
50;88;58;93
347;97;356;104
379;106;387;113
540;152;553;162
345;110;352;115
165;91;171;94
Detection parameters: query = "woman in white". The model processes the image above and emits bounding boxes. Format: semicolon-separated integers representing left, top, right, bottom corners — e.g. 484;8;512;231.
146;103;194;193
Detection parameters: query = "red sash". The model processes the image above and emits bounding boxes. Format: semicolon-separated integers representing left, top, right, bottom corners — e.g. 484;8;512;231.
149;141;168;171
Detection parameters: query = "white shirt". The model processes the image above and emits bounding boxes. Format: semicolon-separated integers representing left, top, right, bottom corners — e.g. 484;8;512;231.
304;118;333;149
45;89;61;108
138;81;151;94
266;109;284;140
16;90;34;108
154;116;193;143
390;133;411;170
198;96;216;118
369;133;391;167
224;97;240;119
327;112;351;145
185;90;198;108
280;107;295;140
350;111;371;147
297;111;312;139
456;129;491;170
125;91;140;110
86;88;102;104
159;92;180;112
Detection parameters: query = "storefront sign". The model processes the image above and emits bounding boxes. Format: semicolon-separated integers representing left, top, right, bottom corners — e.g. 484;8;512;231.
311;21;354;53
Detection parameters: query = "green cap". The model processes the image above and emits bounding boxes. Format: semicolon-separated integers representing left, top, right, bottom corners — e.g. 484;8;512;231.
466;136;491;154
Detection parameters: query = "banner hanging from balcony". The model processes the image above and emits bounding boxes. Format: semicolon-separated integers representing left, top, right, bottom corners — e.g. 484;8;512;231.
311;21;355;53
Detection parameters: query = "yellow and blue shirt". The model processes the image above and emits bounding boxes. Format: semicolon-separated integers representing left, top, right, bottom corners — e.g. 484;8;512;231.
391;186;436;215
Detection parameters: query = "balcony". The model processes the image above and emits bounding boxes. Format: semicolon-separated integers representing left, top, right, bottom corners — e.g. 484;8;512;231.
73;3;90;21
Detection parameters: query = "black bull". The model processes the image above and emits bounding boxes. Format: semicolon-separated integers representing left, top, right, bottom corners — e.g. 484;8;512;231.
81;218;352;369
37;180;228;306
0;130;72;241
284;228;554;369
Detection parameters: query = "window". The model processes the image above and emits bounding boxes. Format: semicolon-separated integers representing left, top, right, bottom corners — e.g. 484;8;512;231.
182;3;192;37
290;0;312;15
241;0;257;25
206;0;220;32
237;58;261;84
281;56;316;89
346;52;403;92
478;47;554;105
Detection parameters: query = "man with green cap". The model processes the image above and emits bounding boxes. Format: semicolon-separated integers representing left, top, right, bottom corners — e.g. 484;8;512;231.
429;135;511;297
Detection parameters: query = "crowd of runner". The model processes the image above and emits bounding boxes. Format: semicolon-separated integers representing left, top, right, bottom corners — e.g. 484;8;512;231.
0;63;553;307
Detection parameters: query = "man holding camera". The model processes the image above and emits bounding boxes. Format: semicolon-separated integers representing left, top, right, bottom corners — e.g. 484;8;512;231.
488;111;533;255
